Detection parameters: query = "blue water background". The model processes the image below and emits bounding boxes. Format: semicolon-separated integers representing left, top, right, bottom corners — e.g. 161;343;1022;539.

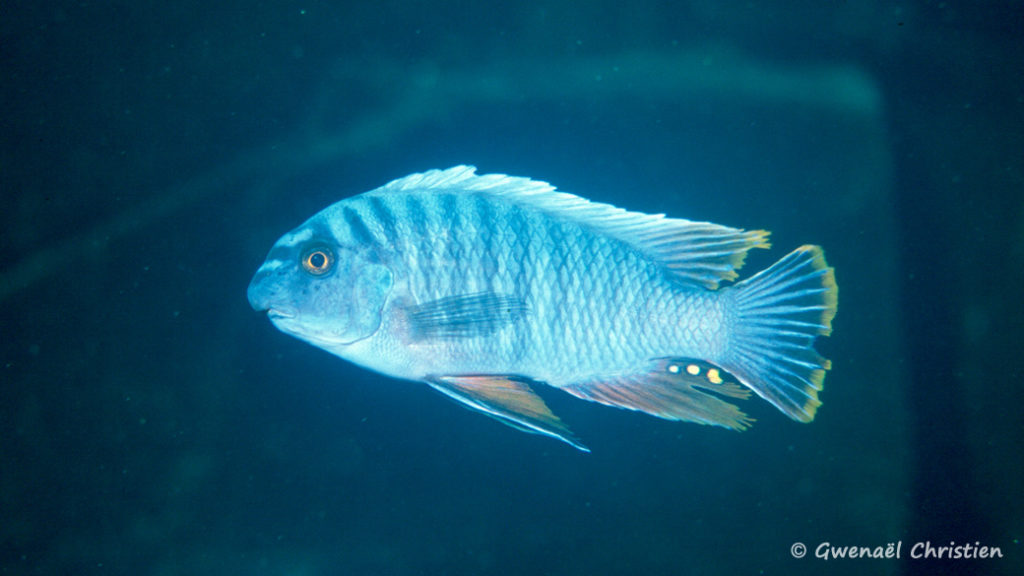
2;2;1021;575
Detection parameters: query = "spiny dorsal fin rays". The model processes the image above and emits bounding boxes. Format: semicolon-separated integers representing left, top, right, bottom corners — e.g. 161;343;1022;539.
376;166;769;289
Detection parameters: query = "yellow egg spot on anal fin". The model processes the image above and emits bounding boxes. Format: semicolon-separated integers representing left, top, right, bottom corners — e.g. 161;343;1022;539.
665;358;748;399
563;358;754;431
707;368;723;384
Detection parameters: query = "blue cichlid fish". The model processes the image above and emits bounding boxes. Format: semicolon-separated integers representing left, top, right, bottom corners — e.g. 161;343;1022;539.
248;166;838;451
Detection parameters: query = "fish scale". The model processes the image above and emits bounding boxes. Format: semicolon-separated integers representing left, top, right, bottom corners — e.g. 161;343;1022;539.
427;182;697;376
249;166;838;451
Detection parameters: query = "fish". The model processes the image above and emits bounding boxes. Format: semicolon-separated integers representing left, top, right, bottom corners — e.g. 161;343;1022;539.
248;166;838;451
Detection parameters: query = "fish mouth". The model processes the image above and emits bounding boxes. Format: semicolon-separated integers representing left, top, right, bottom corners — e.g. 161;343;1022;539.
267;308;296;320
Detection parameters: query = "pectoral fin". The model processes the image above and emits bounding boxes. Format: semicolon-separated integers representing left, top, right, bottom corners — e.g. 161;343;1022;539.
407;292;528;339
427;375;589;452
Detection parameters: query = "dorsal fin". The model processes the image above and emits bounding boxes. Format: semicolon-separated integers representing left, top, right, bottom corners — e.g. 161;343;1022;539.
378;166;770;289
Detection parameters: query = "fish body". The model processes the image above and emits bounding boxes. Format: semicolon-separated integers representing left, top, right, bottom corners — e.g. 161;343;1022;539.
248;166;838;451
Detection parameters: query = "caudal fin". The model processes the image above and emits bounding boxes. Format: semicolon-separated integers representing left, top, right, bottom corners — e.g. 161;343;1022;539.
724;245;838;422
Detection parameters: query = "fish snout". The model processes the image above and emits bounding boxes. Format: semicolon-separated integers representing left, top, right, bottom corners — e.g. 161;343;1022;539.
247;269;284;313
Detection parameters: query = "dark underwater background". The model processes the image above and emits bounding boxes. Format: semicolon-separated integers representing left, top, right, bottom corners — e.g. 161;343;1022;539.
2;2;1022;575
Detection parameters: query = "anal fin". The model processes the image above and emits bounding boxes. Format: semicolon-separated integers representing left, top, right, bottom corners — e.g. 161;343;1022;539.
562;358;754;430
428;375;589;452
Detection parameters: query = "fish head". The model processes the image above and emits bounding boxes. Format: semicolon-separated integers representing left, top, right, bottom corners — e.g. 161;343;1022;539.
248;223;393;353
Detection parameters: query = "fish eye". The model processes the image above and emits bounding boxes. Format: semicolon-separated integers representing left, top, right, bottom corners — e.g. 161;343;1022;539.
301;245;335;276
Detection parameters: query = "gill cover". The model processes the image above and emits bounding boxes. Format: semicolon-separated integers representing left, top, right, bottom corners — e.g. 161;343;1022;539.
348;259;393;342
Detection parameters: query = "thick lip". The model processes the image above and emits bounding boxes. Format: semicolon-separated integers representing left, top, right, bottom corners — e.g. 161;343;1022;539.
267;308;296;320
